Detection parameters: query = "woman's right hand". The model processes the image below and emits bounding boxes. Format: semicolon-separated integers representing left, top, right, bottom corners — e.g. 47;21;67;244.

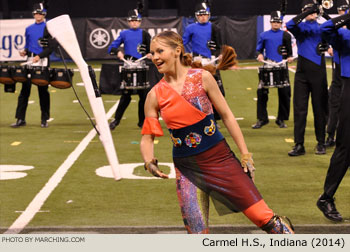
144;158;169;179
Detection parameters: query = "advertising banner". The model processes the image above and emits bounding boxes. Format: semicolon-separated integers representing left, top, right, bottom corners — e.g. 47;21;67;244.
85;17;182;59
0;19;35;61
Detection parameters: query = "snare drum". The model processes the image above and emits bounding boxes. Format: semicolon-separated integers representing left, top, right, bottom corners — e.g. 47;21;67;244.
0;65;15;85
50;68;74;89
258;66;289;88
30;66;51;86
120;63;149;90
11;66;29;83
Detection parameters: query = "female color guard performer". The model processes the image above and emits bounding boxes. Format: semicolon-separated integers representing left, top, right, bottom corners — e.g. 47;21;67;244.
140;31;294;234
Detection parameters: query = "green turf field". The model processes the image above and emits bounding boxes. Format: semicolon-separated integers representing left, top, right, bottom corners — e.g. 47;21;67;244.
0;61;349;233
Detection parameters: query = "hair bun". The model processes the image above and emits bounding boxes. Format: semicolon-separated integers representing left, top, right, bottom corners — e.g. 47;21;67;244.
182;53;193;66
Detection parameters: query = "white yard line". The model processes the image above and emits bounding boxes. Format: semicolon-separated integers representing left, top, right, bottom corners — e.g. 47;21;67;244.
4;100;119;234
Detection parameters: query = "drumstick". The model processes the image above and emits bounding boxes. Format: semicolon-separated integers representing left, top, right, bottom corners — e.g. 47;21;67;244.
135;55;148;62
46;15;121;181
202;56;220;66
261;57;296;66
261;60;279;66
121;58;132;66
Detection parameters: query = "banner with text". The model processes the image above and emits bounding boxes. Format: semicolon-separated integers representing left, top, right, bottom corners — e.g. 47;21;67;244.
0;19;35;61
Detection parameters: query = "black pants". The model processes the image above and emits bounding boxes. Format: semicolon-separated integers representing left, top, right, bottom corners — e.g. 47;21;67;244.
327;63;343;139
114;90;146;125
256;86;291;121
15;80;50;121
293;56;328;145
323;77;350;198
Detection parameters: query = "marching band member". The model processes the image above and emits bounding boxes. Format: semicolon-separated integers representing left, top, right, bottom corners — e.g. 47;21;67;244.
140;31;294;234
182;1;225;122
325;0;349;147
253;10;293;129
286;0;329;156
11;2;56;128
108;9;151;129
317;6;350;222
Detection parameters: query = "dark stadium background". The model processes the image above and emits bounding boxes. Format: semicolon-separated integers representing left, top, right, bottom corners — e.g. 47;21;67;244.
0;0;340;19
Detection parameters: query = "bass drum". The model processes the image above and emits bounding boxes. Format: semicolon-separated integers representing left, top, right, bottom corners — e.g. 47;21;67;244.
30;66;51;86
50;68;74;89
0;65;15;85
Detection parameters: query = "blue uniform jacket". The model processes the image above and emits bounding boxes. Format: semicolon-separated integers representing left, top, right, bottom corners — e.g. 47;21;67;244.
25;22;46;55
256;29;285;62
183;22;212;58
286;19;323;65
321;20;350;78
108;28;143;59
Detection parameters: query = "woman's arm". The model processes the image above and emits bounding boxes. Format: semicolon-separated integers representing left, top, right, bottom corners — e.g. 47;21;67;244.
202;70;255;180
140;90;158;162
140;89;168;179
202;70;248;155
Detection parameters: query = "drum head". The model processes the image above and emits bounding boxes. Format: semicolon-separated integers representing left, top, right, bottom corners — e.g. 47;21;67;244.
32;79;49;86
12;67;28;83
31;67;50;86
0;66;15;85
0;77;15;85
50;80;72;89
50;68;73;89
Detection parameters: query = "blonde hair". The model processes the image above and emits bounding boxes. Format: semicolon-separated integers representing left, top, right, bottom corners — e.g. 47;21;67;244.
152;30;192;66
153;31;238;74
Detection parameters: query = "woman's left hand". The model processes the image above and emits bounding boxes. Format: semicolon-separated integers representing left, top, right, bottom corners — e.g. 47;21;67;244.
241;153;256;182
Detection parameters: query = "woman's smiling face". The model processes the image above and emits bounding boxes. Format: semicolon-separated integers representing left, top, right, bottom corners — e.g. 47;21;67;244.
150;38;178;74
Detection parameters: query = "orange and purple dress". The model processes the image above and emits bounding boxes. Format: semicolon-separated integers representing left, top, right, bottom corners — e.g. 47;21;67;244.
142;68;273;233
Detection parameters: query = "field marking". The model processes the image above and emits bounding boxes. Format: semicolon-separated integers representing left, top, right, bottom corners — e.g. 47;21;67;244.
4;101;119;234
10;141;21;146
0;165;35;180
95;162;176;179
